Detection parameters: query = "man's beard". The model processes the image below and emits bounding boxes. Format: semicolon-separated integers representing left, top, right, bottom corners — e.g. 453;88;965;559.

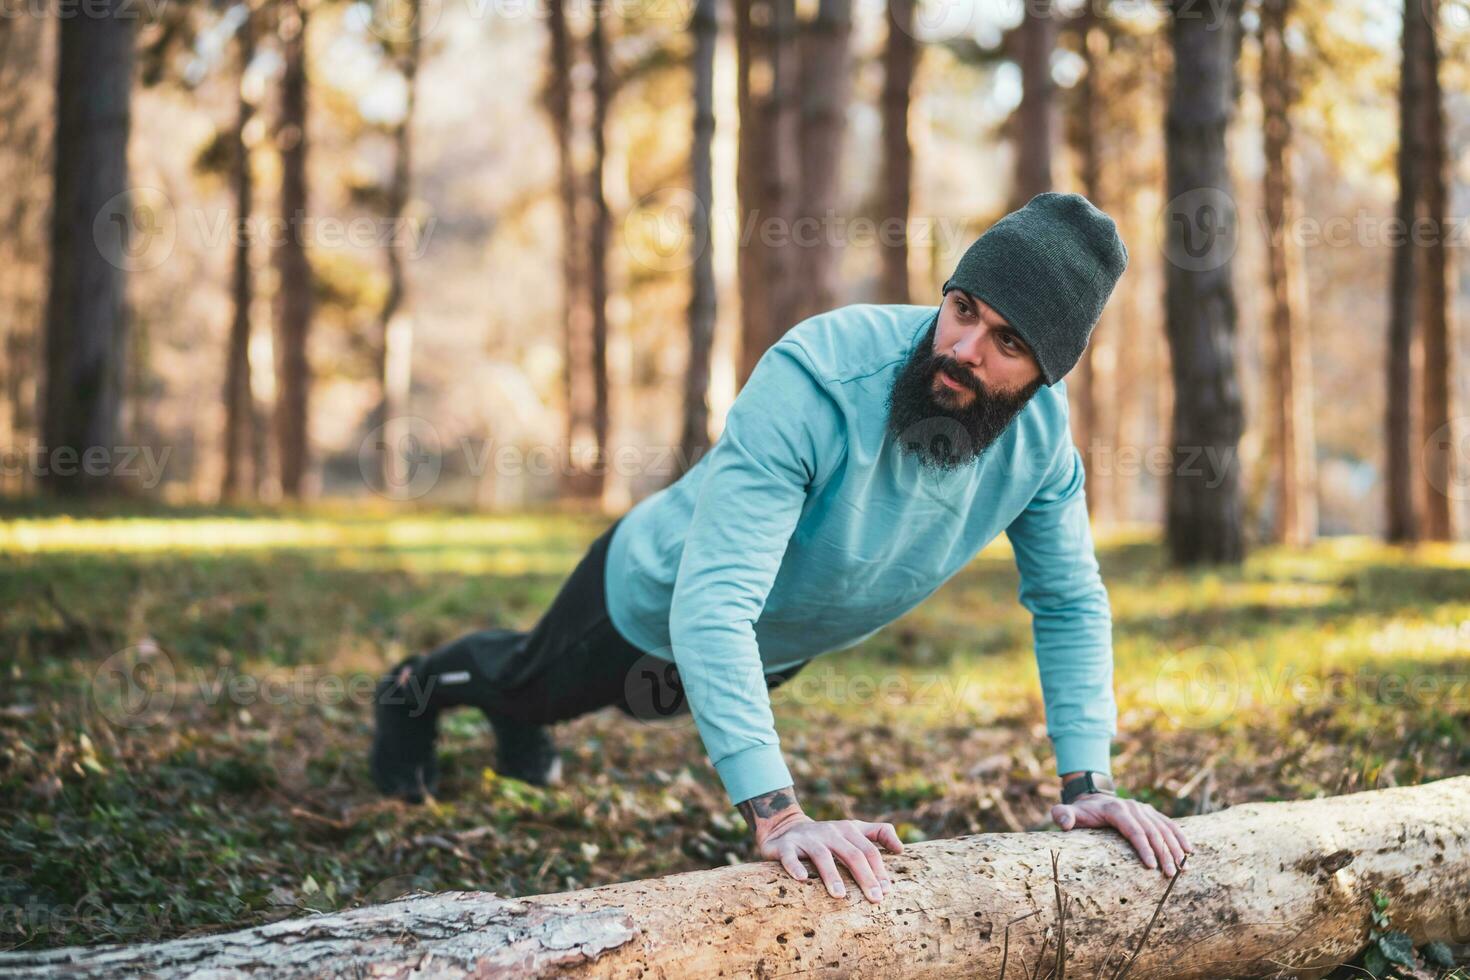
884;314;1044;470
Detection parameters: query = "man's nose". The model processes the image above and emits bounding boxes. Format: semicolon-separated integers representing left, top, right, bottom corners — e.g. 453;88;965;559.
950;325;987;369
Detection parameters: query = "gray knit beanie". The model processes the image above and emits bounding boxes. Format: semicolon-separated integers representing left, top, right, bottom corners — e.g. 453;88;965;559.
941;192;1128;386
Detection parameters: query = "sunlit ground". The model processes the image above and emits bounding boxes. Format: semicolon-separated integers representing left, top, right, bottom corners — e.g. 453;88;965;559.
2;504;1468;954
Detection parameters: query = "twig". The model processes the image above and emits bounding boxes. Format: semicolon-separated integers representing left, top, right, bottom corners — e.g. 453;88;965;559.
1111;853;1190;980
1000;908;1043;980
1030;927;1052;980
1052;850;1068;980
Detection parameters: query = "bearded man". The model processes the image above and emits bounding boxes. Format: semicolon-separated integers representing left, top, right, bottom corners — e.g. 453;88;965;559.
370;192;1192;905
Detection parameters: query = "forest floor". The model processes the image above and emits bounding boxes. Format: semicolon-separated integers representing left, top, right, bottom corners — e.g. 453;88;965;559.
2;501;1469;974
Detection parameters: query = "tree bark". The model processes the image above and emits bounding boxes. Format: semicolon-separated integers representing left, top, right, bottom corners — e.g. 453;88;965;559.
42;0;134;496
543;0;595;499
792;0;851;324
372;0;420;494
1417;0;1457;542
1259;0;1318;546
221;7;257;503
678;0;718;476
1010;0;1055;210
878;0;915;305
272;0;313;499
736;0;800;387
1066;13;1105;522
585;0;611;500
9;777;1470;978
1162;0;1245;566
1384;0;1427;544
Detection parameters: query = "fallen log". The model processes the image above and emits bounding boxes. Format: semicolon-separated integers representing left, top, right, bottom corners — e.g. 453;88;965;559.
5;776;1468;979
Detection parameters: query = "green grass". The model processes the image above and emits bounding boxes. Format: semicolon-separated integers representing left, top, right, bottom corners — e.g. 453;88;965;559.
2;503;1469;952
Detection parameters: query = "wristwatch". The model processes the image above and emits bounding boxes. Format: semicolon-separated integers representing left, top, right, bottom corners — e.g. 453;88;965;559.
1061;771;1117;805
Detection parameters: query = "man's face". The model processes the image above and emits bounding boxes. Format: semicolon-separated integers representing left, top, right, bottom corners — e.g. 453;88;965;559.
885;290;1045;470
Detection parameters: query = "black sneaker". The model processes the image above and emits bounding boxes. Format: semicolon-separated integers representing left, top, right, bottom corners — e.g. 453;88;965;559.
370;656;440;803
483;711;563;786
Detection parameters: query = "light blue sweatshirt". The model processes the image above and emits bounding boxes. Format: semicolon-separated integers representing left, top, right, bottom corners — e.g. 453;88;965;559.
604;303;1117;805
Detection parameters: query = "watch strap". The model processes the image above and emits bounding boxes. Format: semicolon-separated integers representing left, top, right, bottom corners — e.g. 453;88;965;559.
1061;771;1117;805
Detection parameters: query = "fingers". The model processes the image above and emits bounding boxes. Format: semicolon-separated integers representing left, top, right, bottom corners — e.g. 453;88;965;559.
777;847;809;883
831;839;885;903
807;846;847;900
861;821;905;855
1108;808;1158;871
1138;813;1176;876
1151;812;1190;871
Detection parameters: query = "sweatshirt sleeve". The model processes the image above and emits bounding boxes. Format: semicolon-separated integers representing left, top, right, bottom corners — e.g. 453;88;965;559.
667;342;845;805
1004;436;1118;777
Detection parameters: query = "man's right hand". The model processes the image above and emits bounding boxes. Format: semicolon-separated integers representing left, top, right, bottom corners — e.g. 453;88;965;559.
737;787;904;903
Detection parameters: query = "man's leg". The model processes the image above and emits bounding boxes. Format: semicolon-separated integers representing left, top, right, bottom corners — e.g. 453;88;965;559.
371;518;646;801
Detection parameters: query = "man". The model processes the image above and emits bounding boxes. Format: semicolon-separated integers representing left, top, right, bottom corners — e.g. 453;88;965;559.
371;192;1192;905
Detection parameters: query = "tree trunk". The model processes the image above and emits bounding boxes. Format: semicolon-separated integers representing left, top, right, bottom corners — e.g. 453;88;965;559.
678;0;718;477
1067;13;1105;521
1162;0;1245;566
1010;0;1055;209
545;0;594;499
220;8;257;503
734;0;767;387
373;0;420;494
0;10;51;495
272;0;313;499
1417;0;1457;542
9;777;1470;978
1384;0;1427;544
585;0;611;500
736;0;799;386
878;0;915;305
42;0;134;497
792;0;851;324
1259;0;1317;546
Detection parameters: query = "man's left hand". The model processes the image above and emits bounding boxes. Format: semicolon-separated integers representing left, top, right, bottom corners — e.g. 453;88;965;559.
1051;794;1193;877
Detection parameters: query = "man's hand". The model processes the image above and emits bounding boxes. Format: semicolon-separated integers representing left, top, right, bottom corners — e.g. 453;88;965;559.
1051;792;1193;877
737;787;904;903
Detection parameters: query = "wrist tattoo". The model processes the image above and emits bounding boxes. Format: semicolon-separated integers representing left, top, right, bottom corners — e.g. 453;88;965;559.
737;786;798;828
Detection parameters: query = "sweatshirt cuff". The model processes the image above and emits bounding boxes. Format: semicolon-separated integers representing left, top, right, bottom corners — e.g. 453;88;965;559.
1052;733;1113;777
714;743;794;805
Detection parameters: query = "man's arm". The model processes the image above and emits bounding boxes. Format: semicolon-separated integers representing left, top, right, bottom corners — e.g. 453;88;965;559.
667;343;901;901
1006;437;1191;876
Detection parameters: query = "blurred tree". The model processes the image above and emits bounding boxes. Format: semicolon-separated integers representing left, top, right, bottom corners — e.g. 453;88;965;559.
585;0;612;499
1063;8;1106;519
273;0;314;499
543;0;594;497
1384;0;1428;543
0;13;51;492
1010;0;1056;209
678;0;719;471
42;0;135;496
1258;0;1318;545
1417;0;1457;542
877;0;915;305
221;1;260;502
369;0;422;495
792;0;851;322
1162;0;1245;564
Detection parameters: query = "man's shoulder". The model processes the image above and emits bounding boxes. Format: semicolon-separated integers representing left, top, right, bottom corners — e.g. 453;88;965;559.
773;303;938;386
